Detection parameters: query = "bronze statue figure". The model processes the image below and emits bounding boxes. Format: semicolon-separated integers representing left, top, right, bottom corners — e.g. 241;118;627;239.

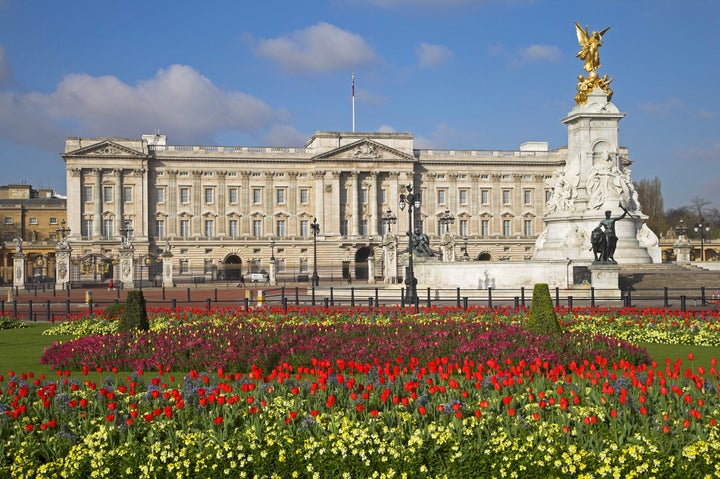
593;207;628;262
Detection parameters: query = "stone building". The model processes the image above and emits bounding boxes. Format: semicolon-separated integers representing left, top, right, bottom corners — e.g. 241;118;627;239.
0;184;67;283
61;131;630;284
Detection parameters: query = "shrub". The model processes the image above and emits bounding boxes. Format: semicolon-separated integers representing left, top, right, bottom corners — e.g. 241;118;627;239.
527;283;562;335
103;302;126;318
118;291;149;332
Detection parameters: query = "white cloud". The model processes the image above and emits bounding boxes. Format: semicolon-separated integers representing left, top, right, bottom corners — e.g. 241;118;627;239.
416;42;453;69
253;22;376;74
0;64;279;147
377;124;395;133
263;124;307;147
520;44;561;62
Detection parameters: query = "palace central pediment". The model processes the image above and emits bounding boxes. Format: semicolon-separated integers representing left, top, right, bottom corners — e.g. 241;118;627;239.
312;138;415;163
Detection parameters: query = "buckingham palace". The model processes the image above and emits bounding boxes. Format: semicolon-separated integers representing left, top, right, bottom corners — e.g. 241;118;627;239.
61;130;629;284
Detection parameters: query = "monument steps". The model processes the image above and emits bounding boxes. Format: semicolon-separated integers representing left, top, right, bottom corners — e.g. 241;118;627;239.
618;264;720;291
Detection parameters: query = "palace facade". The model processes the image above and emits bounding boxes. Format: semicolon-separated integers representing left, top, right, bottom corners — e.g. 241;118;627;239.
62;131;631;284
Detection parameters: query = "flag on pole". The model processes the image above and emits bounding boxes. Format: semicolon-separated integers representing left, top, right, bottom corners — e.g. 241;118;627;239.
352;72;355;97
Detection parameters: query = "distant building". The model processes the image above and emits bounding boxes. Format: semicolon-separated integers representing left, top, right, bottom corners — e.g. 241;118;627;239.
0;184;67;283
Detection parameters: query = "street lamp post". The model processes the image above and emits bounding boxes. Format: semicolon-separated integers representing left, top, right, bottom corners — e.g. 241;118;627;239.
310;217;320;287
399;184;421;305
56;219;71;242
463;236;470;260
438;209;455;234
381;208;397;234
270;239;276;261
694;219;711;261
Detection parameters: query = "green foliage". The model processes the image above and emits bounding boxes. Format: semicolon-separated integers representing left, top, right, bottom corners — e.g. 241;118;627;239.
0;316;28;330
527;283;562;335
103;302;125;319
118;291;149;332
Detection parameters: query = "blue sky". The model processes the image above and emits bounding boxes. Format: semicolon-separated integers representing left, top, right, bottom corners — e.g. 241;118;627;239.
0;0;717;209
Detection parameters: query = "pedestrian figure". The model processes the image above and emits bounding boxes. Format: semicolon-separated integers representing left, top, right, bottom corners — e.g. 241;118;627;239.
108;279;113;291
237;274;245;287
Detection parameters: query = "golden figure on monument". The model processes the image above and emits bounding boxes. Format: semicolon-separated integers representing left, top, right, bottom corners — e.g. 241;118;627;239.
574;22;613;105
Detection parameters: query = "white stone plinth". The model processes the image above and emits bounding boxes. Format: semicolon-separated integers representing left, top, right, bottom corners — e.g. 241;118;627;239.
13;253;25;288
589;263;621;299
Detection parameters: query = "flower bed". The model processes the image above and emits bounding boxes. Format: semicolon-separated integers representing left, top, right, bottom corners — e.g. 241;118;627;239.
2;356;719;478
40;306;650;371
3;306;717;477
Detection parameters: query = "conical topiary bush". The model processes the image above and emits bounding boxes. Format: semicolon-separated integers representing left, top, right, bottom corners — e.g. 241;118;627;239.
527;283;563;335
118;290;149;332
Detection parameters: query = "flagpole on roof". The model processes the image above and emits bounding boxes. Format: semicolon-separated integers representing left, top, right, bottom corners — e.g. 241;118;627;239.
352;72;356;132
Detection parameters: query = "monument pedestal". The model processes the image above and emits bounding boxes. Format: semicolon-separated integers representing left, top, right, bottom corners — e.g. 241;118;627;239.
589;263;621;300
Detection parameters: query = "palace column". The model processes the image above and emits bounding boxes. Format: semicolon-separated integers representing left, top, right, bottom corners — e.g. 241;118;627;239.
217;171;227;236
67;168;82;239
265;172;275;235
369;171;379;235
470;174;481;235
93;169;102;237
240;172;251;235
288;172;298;234
166;170;178;237
192;171;202;236
114;169;123;237
350;171;359;235
330;171;341;235
312;170;325;228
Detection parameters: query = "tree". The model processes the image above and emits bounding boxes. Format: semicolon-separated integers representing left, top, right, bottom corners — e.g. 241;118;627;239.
634;177;666;235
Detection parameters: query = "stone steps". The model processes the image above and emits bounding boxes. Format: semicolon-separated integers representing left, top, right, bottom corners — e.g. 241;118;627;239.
619;264;720;291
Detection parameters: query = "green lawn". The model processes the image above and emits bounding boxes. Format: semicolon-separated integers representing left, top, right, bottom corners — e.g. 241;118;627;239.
1;324;718;377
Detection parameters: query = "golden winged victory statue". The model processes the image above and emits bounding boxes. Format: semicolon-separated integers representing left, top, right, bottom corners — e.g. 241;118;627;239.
574;21;614;105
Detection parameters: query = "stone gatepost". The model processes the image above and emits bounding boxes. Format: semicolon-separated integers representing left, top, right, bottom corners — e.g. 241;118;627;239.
441;233;456;262
382;234;398;284
162;247;174;288
119;246;135;289
55;244;72;289
367;256;375;284
269;260;277;286
13;250;26;289
673;235;691;263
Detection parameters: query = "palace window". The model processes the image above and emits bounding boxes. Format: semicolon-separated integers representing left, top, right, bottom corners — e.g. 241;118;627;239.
228;219;238;237
180;188;190;204
502;219;511;236
179;219;190;237
481;220;489;237
155;219;165;238
459;190;468;205
502;190;511;205
524;220;533;236
204;219;215;237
